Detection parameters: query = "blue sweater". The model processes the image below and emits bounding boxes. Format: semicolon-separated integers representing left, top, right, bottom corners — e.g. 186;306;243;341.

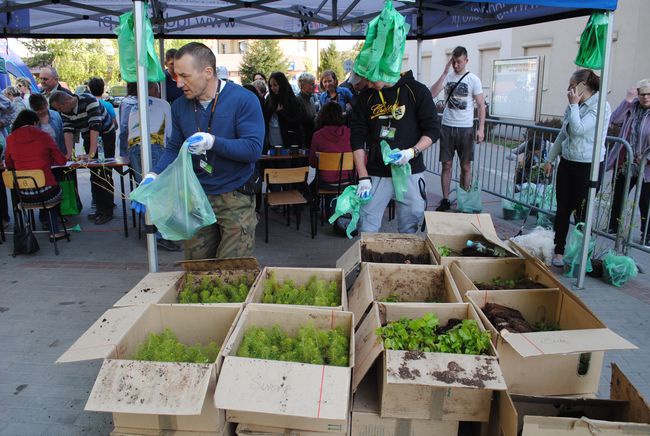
319;87;354;112
153;81;264;195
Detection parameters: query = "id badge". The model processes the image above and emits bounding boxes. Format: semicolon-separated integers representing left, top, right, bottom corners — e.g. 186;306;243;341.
199;158;213;175
380;125;396;140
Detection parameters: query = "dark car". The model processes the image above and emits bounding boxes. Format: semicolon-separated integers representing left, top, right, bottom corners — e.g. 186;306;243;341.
107;84;127;108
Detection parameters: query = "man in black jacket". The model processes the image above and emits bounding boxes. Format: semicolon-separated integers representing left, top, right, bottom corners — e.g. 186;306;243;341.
350;70;440;233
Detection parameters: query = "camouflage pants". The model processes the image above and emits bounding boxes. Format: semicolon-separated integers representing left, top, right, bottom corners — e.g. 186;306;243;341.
184;190;257;260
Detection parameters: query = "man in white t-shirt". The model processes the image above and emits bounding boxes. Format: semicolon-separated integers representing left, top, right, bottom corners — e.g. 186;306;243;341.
430;46;486;211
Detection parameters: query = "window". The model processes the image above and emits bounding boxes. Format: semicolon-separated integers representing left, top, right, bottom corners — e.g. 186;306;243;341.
479;48;500;103
239;41;247;53
221;43;227;54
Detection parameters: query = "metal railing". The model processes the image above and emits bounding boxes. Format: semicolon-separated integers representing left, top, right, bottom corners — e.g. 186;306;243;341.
423;118;646;254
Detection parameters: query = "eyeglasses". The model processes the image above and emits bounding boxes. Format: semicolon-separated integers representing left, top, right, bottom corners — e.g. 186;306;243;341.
639;92;650;98
40;77;52;82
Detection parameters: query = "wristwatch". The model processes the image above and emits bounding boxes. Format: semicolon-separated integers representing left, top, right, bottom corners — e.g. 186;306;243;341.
412;146;421;157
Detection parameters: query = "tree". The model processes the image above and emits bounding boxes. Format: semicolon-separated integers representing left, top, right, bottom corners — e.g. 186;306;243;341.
318;42;343;81
239;40;287;84
22;39;54;68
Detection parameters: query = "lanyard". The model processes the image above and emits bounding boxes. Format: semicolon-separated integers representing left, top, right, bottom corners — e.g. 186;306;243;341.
194;80;222;134
377;88;400;116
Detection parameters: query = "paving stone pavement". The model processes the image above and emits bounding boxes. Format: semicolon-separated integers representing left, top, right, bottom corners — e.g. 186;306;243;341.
0;169;647;435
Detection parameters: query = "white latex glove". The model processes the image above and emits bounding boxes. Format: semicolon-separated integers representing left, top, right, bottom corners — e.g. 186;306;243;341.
389;148;415;165
357;178;372;200
186;132;215;155
506;151;518;161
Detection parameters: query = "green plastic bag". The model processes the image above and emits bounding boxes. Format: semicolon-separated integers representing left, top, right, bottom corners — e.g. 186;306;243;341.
380;140;411;201
59;179;80;216
353;0;410;84
602;250;637;287
575;12;609;70
129;144;216;241
457;180;482;213
563;222;595;278
115;11;165;83
328;185;371;239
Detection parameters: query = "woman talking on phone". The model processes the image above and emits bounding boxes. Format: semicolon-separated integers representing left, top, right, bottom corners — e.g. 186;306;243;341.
544;69;611;267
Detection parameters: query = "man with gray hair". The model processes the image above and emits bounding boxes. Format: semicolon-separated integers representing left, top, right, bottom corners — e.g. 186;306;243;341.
39;66;72;99
296;72;318;148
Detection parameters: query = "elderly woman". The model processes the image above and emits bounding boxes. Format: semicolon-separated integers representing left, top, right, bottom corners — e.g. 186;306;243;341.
15;77;33;109
607;78;650;246
3;86;26;123
544;69;611;267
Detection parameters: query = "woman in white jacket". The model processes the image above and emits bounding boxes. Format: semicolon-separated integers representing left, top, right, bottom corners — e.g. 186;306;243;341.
544;69;611;267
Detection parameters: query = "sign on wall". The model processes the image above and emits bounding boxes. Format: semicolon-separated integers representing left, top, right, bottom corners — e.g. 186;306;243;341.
490;56;544;121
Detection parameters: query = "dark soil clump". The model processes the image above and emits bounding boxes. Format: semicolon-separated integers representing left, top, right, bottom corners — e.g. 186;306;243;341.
474;277;546;290
436;318;463;334
483;303;536;333
404;350;425;360
362;247;429;265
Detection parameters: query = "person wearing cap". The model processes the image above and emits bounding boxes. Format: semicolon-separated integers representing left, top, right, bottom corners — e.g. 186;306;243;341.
351;69;440;233
341;69;369;106
606;78;650;246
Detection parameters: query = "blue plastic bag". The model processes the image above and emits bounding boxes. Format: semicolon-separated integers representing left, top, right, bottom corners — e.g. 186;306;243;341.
129;144;216;241
457;180;482;213
563;223;595;278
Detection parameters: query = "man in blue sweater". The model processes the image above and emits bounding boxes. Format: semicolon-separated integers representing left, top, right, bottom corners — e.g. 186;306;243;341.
132;42;264;259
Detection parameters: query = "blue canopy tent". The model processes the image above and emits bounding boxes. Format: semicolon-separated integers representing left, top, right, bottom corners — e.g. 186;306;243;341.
0;41;38;92
0;1;617;278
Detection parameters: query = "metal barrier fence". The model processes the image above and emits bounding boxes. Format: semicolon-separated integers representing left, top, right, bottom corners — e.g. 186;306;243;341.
423;118;648;255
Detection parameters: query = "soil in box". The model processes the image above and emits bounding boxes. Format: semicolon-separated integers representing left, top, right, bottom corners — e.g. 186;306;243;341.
178;273;254;303
483;303;561;333
236;324;349;366
473;277;546;290
361;247;429;265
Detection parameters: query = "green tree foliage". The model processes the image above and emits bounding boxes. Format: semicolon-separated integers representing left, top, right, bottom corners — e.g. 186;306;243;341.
318;42;343;81
164;39;199;51
24;39;121;89
239;39;288;84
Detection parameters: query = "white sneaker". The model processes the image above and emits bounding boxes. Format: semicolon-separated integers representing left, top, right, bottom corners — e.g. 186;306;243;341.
551;255;564;267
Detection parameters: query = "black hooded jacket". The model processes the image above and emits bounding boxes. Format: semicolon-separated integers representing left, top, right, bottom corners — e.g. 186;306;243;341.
350;70;440;177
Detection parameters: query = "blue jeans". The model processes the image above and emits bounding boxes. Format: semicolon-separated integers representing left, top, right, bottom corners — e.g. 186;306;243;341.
129;143;166;240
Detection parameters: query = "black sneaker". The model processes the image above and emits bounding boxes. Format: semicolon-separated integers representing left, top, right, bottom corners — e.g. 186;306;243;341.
157;239;182;252
87;212;98;220
94;214;114;225
436;199;451;212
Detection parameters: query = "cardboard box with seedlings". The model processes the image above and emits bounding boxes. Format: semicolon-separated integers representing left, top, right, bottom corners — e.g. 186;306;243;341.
246;267;347;311
449;258;558;299
424;212;519;266
354;302;507;422
57;304;242;434
494;364;650;435
336;233;436;283
466;289;637;396
215;304;354;433
351;363;459;435
114;258;261;307
348;262;462;328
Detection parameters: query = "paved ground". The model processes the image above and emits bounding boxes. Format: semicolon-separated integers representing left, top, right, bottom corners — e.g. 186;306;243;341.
0;169;648;435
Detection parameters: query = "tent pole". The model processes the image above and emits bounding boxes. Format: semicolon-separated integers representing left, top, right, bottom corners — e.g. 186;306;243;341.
159;37;166;101
133;0;159;273
575;10;614;289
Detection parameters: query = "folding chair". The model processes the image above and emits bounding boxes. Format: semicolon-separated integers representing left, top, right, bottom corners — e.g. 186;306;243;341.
263;166;314;243
312;152;355;232
2;169;70;255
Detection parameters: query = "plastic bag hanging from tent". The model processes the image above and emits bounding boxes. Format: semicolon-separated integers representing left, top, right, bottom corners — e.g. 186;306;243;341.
353;0;410;84
328;185;371;239
575;12;608;70
129;144;216;241
380;140;411;201
563;222;596;278
602;250;637;287
115;11;165;83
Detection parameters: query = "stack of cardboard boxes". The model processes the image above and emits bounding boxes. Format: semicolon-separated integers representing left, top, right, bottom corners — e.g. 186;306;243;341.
57;215;649;435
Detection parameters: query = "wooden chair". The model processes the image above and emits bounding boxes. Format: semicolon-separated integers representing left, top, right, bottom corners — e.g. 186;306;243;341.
313;152;355;231
2;169;70;255
263;166;314;243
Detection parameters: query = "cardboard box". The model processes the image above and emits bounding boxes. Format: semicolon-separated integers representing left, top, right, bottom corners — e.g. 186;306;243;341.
351;363;459;435
354;302;507;422
496;364;650;435
114;258;260;307
449;259;557;300
57;304;242;433
466;289;637;396
348;263;462;328
246;267;347;311
424;212;518;266
235;424;345;435
336;233;436;280
215;304;354;433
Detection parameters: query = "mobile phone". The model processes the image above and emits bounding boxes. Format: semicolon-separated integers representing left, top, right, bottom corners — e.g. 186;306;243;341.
575;82;587;95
